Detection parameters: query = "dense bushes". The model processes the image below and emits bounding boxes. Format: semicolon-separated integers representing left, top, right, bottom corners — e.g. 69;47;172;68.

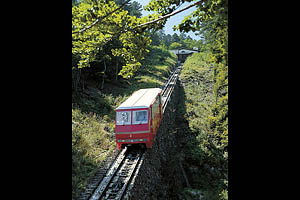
72;108;116;199
179;51;228;200
180;52;215;134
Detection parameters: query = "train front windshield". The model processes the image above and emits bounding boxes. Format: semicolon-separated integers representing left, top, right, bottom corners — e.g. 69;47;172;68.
116;111;131;125
116;110;148;125
132;110;148;124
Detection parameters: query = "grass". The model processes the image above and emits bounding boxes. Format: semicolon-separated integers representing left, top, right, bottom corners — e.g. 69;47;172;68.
72;108;116;199
179;52;228;200
180;52;215;135
72;45;177;200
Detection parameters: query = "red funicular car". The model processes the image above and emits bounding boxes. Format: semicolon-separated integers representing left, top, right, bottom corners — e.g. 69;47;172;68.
115;88;163;150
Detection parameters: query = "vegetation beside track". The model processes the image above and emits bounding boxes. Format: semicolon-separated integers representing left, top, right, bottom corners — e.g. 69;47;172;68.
72;0;227;198
178;52;228;200
72;45;177;200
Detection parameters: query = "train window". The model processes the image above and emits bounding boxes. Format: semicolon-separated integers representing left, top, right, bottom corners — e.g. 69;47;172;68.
132;110;148;124
116;111;131;125
152;97;159;119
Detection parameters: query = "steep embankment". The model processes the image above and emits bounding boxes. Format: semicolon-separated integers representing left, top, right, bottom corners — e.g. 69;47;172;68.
72;46;177;200
176;52;228;200
126;69;185;200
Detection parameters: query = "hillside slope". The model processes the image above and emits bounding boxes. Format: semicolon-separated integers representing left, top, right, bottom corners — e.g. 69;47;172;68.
72;46;177;200
177;52;228;200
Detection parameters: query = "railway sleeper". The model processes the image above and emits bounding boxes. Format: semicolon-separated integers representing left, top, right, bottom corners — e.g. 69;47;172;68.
112;176;119;183
119;173;129;177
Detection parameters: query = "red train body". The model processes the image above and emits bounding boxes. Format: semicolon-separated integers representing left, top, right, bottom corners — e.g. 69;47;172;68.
115;88;163;150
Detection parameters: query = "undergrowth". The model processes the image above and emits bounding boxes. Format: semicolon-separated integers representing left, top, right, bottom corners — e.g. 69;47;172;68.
179;52;228;200
72;45;177;200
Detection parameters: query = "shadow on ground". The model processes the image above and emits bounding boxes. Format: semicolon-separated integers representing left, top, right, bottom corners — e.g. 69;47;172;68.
173;80;227;200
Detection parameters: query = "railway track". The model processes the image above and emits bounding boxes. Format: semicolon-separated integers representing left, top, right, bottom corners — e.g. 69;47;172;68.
161;66;181;113
88;147;145;200
80;66;180;200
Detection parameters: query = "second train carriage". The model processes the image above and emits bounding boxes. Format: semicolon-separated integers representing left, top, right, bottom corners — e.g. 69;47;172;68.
115;88;163;150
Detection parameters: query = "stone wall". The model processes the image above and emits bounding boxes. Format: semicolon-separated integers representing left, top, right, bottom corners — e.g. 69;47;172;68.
128;79;186;200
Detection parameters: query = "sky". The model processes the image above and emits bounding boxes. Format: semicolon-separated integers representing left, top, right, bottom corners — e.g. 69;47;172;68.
138;0;200;40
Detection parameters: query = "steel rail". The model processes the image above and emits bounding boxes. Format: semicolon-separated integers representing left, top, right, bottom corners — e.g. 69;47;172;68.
89;148;145;200
161;69;176;96
85;66;181;200
114;151;144;200
162;67;181;113
124;153;145;195
89;147;128;200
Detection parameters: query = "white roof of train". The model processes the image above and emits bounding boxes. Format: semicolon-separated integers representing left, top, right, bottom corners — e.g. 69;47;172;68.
116;88;162;110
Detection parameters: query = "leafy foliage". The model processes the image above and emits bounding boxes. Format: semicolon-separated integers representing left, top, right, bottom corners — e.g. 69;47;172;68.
146;0;228;150
72;108;116;199
145;0;228;199
72;0;152;79
169;42;182;50
72;0;228;199
150;30;202;50
72;45;177;199
180;52;227;200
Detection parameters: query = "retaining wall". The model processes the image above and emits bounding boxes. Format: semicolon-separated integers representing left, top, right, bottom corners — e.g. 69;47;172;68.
128;79;186;200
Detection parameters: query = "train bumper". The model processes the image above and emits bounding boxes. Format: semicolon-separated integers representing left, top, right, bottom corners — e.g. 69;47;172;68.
117;138;147;143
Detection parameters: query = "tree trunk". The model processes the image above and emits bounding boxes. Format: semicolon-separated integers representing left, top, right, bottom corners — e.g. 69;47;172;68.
72;68;81;92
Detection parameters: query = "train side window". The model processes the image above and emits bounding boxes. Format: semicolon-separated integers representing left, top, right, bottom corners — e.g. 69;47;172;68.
132;110;148;124
152;97;159;119
116;111;131;125
151;105;153;119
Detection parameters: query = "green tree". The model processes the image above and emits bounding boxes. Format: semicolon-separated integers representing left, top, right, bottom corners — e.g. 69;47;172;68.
150;29;166;46
72;0;79;7
169;42;182;50
172;32;180;43
179;32;187;41
145;0;228;198
163;34;173;47
129;1;143;18
72;0;153;81
114;0;143;18
146;0;228;150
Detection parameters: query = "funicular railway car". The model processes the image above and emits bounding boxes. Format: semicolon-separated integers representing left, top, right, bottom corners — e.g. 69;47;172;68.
115;88;163;150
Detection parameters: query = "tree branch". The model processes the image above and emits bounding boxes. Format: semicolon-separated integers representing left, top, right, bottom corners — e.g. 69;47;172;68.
135;1;201;29
74;0;131;34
